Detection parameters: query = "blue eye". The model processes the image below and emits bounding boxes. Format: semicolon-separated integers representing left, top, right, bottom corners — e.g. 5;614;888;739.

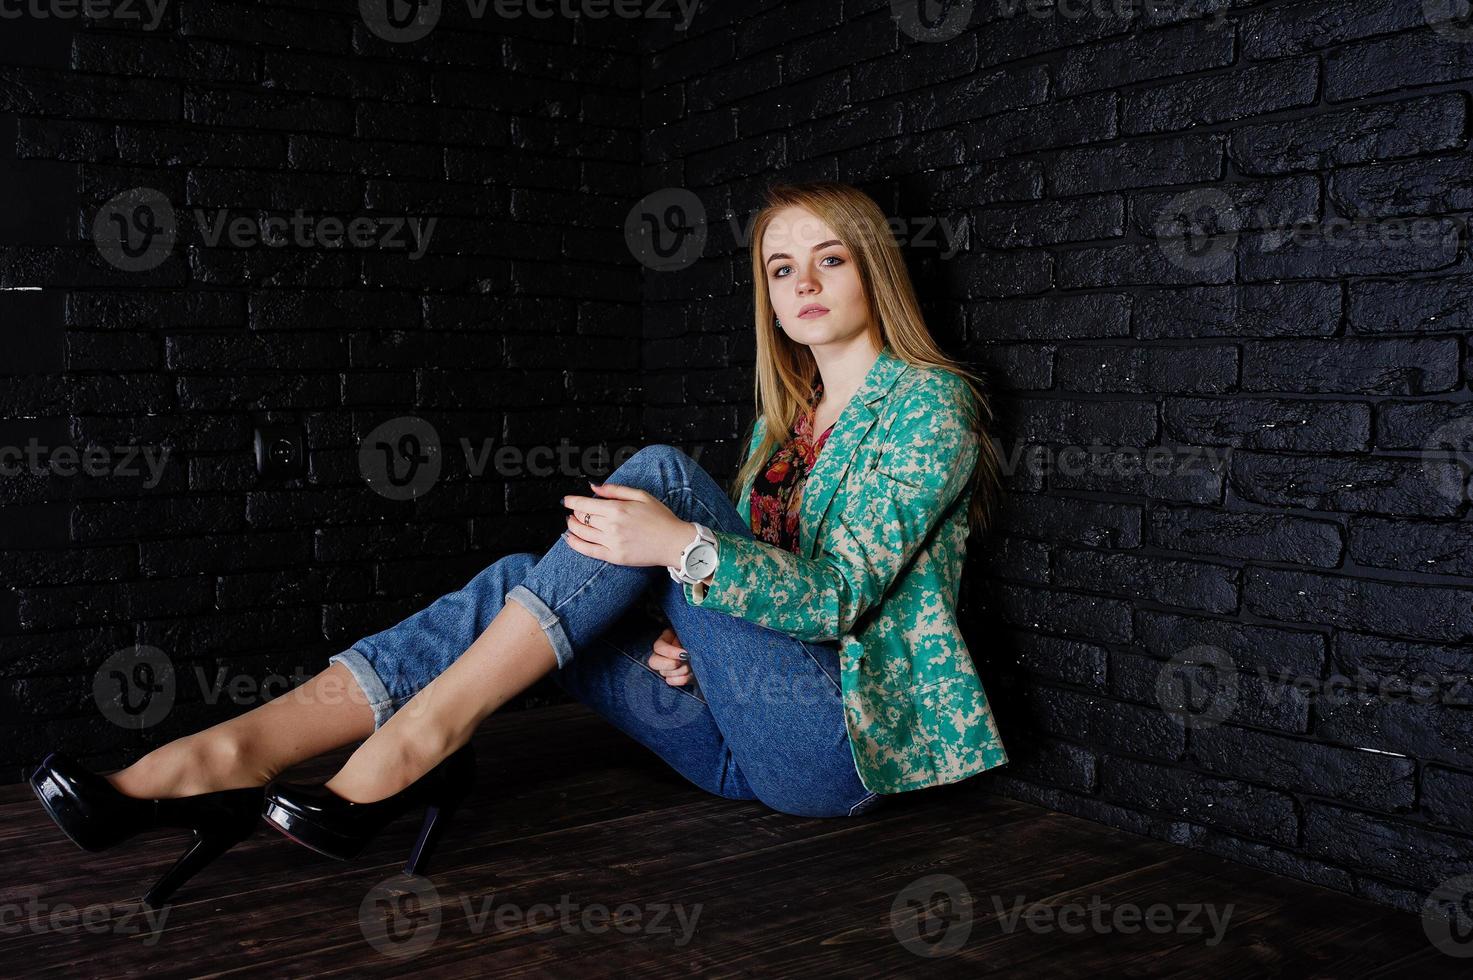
772;255;842;278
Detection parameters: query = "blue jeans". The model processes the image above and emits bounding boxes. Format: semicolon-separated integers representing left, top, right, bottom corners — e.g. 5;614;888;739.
328;445;886;819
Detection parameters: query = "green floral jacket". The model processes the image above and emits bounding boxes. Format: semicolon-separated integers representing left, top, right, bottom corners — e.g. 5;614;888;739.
683;345;1008;794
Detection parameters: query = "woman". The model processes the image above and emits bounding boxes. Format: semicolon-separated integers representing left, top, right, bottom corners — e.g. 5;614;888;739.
28;181;1010;909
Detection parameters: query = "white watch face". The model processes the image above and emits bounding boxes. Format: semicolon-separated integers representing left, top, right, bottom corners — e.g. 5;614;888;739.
686;542;717;579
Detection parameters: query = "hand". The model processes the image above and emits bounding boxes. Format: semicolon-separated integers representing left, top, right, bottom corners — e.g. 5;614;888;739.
647;626;693;687
561;482;694;569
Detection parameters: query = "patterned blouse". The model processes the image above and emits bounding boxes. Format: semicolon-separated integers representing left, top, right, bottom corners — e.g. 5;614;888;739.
749;381;837;553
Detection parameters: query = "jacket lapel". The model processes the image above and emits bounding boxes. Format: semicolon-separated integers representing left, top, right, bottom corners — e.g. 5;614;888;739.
799;345;908;559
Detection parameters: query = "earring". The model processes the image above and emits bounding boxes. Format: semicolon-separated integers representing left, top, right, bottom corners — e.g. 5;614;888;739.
775;317;783;329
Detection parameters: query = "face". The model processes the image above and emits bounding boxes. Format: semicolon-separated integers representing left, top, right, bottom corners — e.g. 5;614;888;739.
761;206;871;349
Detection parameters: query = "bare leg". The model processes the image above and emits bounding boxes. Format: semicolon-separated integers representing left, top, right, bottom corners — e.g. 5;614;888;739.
105;662;376;799
323;596;556;803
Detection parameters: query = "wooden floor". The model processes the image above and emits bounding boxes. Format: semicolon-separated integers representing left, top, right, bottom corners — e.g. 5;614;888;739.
0;703;1457;977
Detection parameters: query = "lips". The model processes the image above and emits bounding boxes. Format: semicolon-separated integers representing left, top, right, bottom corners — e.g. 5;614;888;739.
797;304;829;318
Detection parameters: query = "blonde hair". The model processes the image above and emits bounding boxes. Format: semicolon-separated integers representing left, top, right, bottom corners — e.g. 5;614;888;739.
729;180;1002;537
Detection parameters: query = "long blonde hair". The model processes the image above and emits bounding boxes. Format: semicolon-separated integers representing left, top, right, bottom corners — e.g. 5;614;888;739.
728;180;1002;537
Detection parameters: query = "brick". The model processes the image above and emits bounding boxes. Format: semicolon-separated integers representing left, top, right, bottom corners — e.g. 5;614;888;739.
1230;95;1467;175
1121;57;1318;135
1058;19;1235;96
1241;338;1460;395
1193;725;1415;810
1050;135;1224;194
1135;283;1341;339
1327;31;1473;101
1231;450;1463;517
1245;567;1473;643
1164;396;1370;451
1055;345;1238;394
1350;274;1473;334
1148;505;1343;566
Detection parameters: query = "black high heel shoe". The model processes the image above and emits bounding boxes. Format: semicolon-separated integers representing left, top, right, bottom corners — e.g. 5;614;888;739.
28;751;264;909
262;743;475;876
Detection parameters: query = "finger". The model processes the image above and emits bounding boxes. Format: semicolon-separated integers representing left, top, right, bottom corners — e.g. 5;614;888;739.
665;667;692;686
652;636;685;657
561;494;619;520
560;530;609;561
566;512;609;544
648;652;679;671
586;482;647;501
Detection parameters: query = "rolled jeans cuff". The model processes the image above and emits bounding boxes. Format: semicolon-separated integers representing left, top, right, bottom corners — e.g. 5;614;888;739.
327;647;396;730
505;583;576;670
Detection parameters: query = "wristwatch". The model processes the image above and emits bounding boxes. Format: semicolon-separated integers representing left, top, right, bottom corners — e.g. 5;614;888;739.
668;522;719;585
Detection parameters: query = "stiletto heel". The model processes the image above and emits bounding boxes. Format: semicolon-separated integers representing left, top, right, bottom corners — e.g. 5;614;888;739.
27;751;264;908
404;781;470;876
143;827;247;909
263;743;476;872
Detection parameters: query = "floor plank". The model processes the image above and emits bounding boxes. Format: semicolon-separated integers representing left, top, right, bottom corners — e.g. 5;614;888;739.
0;703;1460;977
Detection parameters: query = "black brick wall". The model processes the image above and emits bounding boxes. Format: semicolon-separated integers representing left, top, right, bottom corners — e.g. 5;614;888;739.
4;0;1472;920
641;1;1473;916
2;4;641;778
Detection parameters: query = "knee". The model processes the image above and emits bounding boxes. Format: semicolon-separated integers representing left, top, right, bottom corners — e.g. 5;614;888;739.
470;552;537;592
616;443;695;482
